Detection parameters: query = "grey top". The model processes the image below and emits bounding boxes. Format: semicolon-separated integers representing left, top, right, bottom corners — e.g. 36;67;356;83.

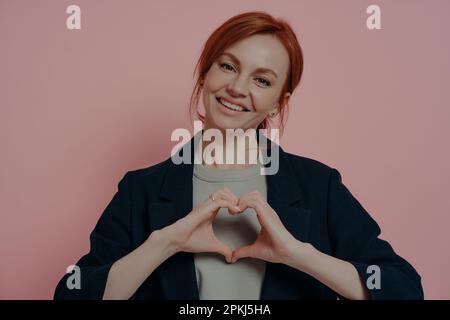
193;161;268;300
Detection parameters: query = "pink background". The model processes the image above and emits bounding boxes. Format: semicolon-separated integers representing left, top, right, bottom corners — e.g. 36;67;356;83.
1;0;449;299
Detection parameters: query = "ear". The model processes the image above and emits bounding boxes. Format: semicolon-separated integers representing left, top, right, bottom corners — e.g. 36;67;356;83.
281;92;291;107
271;92;291;114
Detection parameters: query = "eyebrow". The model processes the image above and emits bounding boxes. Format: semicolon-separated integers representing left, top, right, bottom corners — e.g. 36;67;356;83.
220;52;279;79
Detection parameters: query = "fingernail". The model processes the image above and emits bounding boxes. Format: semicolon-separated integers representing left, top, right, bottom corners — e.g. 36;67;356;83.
234;206;241;211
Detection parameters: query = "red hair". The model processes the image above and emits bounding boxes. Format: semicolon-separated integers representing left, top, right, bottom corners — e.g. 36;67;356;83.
189;11;304;136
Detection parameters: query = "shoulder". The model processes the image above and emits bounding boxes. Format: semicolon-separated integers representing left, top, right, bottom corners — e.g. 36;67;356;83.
280;149;355;203
128;158;171;178
276;149;346;205
281;149;337;182
117;157;173;192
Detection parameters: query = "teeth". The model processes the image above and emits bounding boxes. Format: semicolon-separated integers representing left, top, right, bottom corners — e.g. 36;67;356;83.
220;98;246;112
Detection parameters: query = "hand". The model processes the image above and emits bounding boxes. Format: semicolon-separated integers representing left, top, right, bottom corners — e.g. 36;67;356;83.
163;187;241;263
230;190;300;264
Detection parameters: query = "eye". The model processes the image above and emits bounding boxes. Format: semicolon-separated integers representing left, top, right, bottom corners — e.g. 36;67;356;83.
256;77;271;87
219;63;235;72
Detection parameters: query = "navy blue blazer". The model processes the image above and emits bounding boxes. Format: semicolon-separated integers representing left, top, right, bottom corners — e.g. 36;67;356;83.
54;133;423;300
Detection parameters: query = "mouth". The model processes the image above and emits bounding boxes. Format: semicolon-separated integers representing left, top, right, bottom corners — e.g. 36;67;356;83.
216;97;251;112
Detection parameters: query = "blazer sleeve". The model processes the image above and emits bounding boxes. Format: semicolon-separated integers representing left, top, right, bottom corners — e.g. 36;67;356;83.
54;172;133;300
326;168;424;300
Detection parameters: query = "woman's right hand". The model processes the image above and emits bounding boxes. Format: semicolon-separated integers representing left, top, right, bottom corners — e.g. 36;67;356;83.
161;188;241;263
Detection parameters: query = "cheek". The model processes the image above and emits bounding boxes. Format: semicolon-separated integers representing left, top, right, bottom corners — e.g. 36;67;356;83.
253;91;279;112
205;68;232;90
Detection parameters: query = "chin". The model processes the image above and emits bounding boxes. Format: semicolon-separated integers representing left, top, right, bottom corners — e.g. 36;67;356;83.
211;121;241;131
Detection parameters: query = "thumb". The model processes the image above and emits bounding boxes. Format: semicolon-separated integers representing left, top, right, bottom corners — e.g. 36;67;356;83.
231;245;254;263
212;238;233;263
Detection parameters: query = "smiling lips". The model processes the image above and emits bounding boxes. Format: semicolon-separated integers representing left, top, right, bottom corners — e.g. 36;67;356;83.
216;97;251;112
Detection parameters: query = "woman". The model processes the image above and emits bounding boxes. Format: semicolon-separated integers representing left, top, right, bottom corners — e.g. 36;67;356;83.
54;11;423;300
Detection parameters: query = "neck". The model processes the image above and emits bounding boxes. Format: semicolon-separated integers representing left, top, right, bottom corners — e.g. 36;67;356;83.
197;125;260;169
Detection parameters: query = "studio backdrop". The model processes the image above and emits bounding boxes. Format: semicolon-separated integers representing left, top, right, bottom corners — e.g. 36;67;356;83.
0;0;449;299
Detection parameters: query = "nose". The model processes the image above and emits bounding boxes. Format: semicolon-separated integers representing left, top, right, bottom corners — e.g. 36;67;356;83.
226;75;249;97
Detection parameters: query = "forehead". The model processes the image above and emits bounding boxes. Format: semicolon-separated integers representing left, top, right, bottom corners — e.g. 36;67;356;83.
222;34;290;76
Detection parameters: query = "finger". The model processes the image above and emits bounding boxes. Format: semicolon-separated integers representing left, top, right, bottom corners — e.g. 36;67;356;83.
203;189;232;206
211;239;233;263
203;199;241;219
239;198;286;238
236;197;267;224
213;189;237;206
214;191;241;214
236;191;260;210
245;195;283;225
238;190;259;199
249;192;276;216
213;188;240;213
231;244;255;263
217;199;242;215
220;187;239;206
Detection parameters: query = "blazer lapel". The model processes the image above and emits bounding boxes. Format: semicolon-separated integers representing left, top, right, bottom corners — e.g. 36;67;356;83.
149;130;313;300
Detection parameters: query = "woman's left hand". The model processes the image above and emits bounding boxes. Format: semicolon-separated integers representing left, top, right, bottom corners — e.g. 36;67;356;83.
230;190;302;264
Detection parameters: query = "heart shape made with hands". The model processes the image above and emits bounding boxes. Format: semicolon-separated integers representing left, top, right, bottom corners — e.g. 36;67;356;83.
212;203;260;251
208;190;278;263
208;190;295;264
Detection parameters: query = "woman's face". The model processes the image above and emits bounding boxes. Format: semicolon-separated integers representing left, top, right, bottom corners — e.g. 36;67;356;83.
202;34;291;133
